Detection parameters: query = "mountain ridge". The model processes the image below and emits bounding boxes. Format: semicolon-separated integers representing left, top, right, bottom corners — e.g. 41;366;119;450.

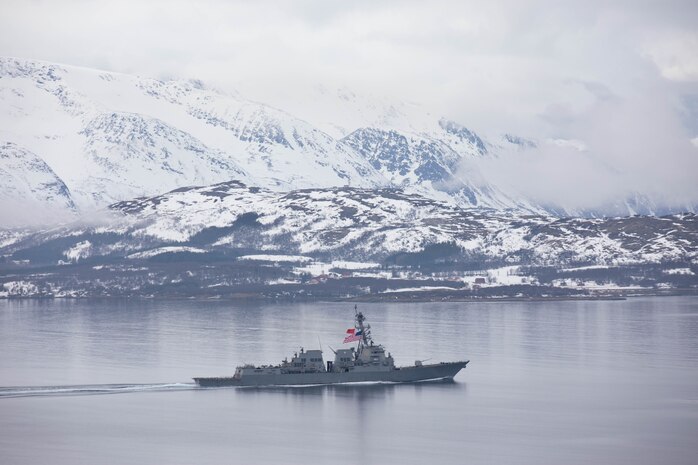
1;57;695;226
1;180;695;299
3;179;695;266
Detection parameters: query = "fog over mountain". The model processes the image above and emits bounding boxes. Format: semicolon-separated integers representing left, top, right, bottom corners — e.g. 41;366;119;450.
1;0;697;222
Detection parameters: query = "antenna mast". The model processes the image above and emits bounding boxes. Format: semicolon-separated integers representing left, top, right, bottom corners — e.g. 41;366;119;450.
355;306;372;348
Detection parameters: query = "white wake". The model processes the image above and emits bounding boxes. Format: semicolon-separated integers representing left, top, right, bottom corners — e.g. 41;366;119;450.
0;382;198;399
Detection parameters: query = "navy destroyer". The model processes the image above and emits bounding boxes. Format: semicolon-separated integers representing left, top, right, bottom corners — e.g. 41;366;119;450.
194;309;468;387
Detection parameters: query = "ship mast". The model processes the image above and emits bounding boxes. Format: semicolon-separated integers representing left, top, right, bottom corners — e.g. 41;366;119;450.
354;305;372;351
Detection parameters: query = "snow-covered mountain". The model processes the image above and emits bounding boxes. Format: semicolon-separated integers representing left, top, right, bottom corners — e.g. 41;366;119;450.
0;57;548;224
3;180;695;266
109;183;698;265
340;121;535;210
1;57;693;226
0;57;388;219
1;181;695;299
0;142;76;219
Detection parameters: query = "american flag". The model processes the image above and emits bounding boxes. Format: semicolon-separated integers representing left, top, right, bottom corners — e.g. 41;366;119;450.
343;328;362;343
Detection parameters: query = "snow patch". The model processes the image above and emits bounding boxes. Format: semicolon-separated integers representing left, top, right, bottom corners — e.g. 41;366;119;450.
127;246;206;259
2;281;39;296
383;286;461;293
64;240;92;262
663;268;694;275
329;261;380;270
238;254;313;263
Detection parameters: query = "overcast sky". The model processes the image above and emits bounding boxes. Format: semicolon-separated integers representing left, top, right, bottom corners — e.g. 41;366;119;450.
1;0;697;211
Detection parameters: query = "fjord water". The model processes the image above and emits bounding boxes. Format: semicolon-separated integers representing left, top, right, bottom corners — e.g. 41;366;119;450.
1;298;697;464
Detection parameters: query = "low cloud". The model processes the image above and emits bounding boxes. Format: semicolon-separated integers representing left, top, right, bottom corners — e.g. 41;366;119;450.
474;79;698;213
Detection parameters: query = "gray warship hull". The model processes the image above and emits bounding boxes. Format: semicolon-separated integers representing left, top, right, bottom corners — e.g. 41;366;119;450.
194;361;468;387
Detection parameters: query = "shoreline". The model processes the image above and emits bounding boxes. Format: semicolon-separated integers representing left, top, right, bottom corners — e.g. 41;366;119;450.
1;288;696;303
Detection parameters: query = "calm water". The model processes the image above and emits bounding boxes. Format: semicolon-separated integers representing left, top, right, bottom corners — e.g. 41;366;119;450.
1;297;697;464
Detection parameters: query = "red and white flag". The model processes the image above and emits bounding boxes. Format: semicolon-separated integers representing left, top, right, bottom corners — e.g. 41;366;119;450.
343;328;362;343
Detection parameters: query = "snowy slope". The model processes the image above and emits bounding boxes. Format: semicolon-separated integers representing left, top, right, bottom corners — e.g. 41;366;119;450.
0;57;388;218
341;125;536;210
1;57;693;222
0;57;544;223
109;183;698;264
3;181;693;268
76;111;249;205
0;142;77;224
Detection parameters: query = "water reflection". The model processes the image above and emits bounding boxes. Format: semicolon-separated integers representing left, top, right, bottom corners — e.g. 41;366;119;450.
234;378;462;400
231;379;466;465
